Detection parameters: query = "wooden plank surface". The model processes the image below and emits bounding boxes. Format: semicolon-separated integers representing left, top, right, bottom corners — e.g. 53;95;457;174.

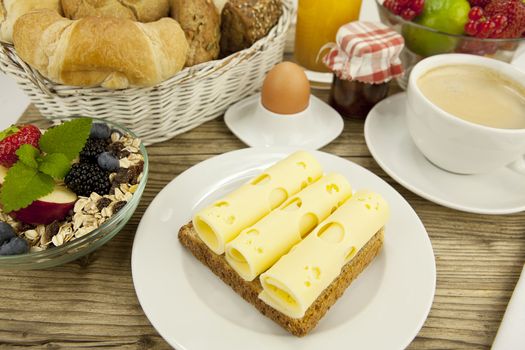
0;86;524;350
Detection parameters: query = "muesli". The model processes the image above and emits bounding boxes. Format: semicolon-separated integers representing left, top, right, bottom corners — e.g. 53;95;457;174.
0;119;143;255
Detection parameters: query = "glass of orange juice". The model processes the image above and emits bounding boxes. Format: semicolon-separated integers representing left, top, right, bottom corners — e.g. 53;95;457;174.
295;0;363;73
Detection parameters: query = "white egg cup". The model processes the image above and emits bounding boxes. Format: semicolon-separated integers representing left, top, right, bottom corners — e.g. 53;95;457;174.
224;93;344;149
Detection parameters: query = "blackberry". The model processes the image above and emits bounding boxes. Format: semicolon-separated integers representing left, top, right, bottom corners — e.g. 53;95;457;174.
80;138;109;162
65;163;111;197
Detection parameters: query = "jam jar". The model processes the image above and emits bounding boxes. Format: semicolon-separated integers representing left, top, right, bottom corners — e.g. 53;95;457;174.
322;21;405;120
329;78;390;119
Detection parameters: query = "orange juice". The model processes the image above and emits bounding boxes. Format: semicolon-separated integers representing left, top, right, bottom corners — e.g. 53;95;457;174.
295;0;362;72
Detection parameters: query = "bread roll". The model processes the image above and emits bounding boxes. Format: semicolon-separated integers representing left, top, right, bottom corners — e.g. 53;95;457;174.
13;9;188;89
61;0;169;22
220;0;282;57
0;0;62;43
171;0;220;66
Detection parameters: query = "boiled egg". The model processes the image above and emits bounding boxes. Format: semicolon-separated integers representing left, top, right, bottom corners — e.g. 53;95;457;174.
261;62;310;115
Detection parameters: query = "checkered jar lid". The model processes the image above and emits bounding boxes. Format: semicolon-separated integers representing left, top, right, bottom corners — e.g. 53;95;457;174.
323;21;405;84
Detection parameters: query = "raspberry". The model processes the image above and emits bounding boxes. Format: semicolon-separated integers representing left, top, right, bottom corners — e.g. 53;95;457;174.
484;0;525;38
79;138;109;163
401;8;417;20
64;162;111;197
465;20;479;35
384;0;425;18
478;20;497;37
468;6;485;20
492;14;509;35
0;125;41;167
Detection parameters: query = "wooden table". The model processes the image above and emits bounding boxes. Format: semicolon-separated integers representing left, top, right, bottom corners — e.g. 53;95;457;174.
1;86;524;350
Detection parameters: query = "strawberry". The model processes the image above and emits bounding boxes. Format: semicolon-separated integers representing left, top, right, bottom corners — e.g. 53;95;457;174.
0;125;41;167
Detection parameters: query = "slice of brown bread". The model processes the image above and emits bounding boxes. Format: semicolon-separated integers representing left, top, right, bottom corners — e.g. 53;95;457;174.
178;222;384;337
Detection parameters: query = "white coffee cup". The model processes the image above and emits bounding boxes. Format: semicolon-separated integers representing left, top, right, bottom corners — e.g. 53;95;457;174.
406;54;525;175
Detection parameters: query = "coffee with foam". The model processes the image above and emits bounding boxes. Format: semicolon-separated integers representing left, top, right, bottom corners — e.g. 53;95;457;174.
417;64;525;130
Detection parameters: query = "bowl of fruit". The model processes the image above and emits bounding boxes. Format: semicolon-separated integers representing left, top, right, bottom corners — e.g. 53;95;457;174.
0;117;148;269
377;0;525;88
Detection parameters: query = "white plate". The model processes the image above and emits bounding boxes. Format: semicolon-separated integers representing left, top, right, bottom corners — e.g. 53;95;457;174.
365;93;525;215
131;148;436;350
224;94;343;149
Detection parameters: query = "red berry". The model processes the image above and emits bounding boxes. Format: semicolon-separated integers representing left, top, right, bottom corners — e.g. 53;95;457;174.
468;6;485;20
491;14;509;36
492;14;508;28
465;20;480;35
383;0;425;19
484;0;525;38
0;125;41;167
410;0;425;12
401;8;417;20
477;20;496;38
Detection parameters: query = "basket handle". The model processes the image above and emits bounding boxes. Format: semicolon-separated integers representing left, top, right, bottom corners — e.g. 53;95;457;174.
0;43;56;97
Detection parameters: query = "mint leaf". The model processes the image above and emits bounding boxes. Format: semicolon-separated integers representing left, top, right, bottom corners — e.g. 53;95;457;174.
0;125;19;142
16;144;40;169
39;153;71;179
0;162;54;212
39;119;93;160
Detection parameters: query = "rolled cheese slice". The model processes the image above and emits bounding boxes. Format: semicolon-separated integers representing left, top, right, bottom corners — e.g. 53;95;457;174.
259;191;390;319
193;151;323;254
225;173;352;281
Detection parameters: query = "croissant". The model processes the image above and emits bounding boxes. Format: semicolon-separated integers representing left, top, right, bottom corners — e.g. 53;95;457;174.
0;0;62;43
13;9;189;89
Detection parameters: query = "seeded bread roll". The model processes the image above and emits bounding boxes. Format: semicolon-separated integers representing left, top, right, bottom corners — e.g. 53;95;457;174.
13;9;188;89
61;0;170;22
0;0;62;43
171;0;220;66
220;0;282;57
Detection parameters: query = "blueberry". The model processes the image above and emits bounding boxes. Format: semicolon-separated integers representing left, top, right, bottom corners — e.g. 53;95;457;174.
97;152;120;171
0;236;29;256
90;123;111;139
0;222;16;245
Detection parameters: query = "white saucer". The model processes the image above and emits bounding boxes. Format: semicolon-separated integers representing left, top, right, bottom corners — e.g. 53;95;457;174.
224;94;344;149
364;93;525;215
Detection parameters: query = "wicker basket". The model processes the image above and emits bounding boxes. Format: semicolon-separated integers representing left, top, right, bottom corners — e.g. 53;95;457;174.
0;1;293;145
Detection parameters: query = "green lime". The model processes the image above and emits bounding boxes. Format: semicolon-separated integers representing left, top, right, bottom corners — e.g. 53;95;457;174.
418;0;471;35
403;0;471;56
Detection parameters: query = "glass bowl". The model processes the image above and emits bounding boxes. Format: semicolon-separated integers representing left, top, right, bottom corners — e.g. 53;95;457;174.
376;0;524;89
0;117;149;270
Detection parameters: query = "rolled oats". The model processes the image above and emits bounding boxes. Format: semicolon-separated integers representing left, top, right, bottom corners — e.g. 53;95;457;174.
74;198;89;213
111;132;121;143
119;158;132;169
24;229;39;241
52;233;64;247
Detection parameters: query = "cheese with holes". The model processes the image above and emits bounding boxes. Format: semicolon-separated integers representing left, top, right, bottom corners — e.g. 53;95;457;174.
258;191;390;318
193;151;323;255
225;173;352;281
